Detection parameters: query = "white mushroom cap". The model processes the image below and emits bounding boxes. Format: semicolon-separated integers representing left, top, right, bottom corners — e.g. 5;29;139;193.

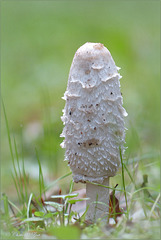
61;42;127;184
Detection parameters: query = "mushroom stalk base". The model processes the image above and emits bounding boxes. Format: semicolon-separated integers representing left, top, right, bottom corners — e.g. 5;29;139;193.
86;178;109;222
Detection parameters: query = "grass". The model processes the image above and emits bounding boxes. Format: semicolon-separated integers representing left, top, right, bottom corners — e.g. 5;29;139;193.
1;102;160;238
1;0;160;239
1;155;159;239
120;148;128;216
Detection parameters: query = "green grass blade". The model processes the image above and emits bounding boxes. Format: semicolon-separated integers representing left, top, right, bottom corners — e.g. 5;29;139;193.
123;162;137;188
69;180;74;194
2;100;15;167
22;160;28;204
20;126;28;204
65;180;74;213
127;153;160;165
7;199;23;215
93;194;98;222
80;205;89;222
3;194;9;218
35;148;46;199
86;181;130;195
2;101;21;197
32;193;44;210
133;186;159;195
13;137;25;202
51;193;78;200
148;193;160;220
27;193;33;218
45;172;72;192
120;148;128;216
27;193;33;230
11;172;22;204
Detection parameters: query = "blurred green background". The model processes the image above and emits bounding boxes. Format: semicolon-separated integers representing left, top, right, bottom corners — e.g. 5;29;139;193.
1;1;160;198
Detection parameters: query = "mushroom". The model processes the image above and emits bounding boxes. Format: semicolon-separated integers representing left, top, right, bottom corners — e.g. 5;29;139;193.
60;42;127;221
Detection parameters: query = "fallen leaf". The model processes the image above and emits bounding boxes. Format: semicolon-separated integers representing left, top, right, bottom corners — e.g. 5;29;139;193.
109;184;123;224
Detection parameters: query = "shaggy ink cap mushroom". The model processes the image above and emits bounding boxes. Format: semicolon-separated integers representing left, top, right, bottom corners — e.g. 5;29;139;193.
61;42;127;184
61;42;127;221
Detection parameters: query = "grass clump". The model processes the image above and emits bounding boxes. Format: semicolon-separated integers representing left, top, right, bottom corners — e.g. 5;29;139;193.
1;102;160;239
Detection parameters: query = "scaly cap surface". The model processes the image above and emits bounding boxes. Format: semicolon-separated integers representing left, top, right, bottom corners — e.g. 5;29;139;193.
61;42;127;183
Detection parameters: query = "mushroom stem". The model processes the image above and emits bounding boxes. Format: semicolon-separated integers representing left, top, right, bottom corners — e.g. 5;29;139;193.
86;178;109;221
